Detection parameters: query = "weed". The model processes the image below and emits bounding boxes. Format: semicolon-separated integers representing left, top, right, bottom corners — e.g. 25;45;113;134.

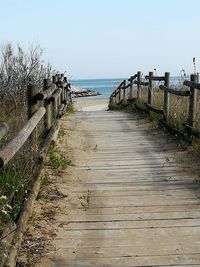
66;105;75;114
58;126;66;138
40;173;51;187
42;206;59;220
79;190;91;211
26;249;35;265
28;211;41;224
48;147;71;169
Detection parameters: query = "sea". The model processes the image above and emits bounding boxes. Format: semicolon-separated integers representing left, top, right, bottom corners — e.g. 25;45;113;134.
70;76;186;99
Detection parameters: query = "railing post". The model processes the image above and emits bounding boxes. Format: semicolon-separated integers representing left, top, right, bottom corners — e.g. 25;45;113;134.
27;83;39;159
163;72;170;121
63;77;67;104
52;76;58;119
129;78;134;99
148;72;153;107
119;86;122;103
44;78;52;130
137;71;141;99
123;80;126;101
197;73;199;83
188;74;197;129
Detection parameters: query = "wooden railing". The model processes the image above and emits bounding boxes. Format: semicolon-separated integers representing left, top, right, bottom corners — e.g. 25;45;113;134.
0;73;72;168
109;71;200;142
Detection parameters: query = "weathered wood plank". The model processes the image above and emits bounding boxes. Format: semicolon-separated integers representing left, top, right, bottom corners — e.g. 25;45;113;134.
159;85;191;96
36;84;57;100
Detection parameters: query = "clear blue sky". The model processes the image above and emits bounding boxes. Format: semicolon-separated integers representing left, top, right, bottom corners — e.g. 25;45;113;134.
1;0;200;79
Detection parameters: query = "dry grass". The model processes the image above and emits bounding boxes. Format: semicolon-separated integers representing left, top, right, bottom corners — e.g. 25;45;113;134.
0;43;55;238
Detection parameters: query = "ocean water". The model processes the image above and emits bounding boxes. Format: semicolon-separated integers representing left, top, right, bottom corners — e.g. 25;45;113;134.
70;77;184;99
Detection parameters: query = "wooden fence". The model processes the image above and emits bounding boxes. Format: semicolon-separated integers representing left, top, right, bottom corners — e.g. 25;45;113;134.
0;73;72;168
109;71;200;142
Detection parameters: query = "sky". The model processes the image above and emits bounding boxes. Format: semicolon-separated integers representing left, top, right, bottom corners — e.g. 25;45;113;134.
1;0;200;79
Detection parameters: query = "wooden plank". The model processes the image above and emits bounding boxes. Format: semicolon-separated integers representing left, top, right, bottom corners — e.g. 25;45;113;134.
159;85;191;96
0;107;46;168
0;122;9;140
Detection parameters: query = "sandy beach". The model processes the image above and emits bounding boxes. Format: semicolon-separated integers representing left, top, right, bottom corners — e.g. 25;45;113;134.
73;97;109;112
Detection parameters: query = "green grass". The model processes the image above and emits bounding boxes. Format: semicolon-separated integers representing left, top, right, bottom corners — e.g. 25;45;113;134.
66;104;75;114
48;147;71;169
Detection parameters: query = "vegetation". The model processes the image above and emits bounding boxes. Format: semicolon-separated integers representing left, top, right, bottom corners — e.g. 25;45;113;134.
79;190;91;211
0;43;55;237
48;147;71;169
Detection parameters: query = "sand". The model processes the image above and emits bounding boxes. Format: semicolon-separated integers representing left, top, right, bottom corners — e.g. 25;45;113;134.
73;97;109;111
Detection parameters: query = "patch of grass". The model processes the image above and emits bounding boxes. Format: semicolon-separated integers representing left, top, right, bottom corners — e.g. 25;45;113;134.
48;147;71;169
37;173;52;200
66;104;75;114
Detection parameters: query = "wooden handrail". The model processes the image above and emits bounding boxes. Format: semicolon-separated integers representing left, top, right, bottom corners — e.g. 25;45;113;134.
121;83;131;90
183;80;200;90
145;75;165;81
36;84;57;100
134;81;149;86
0;107;46;168
49;88;62;102
128;74;137;82
117;81;125;89
146;103;164;115
109;71;200;141
159;85;191;96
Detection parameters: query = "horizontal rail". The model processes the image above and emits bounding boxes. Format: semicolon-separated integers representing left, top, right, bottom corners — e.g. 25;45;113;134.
49;88;62;102
128;74;138;82
146;103;164;114
57;82;68;88
0;122;9;141
36;84;57;100
159;85;191;96
145;75;165;81
113;90;119;97
0;107;46;168
117;81;125;89
121;83;131;90
185;125;200;139
134;81;149;86
183;80;200;90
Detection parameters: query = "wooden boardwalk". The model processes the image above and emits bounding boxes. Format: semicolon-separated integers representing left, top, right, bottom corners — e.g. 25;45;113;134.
50;106;200;267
